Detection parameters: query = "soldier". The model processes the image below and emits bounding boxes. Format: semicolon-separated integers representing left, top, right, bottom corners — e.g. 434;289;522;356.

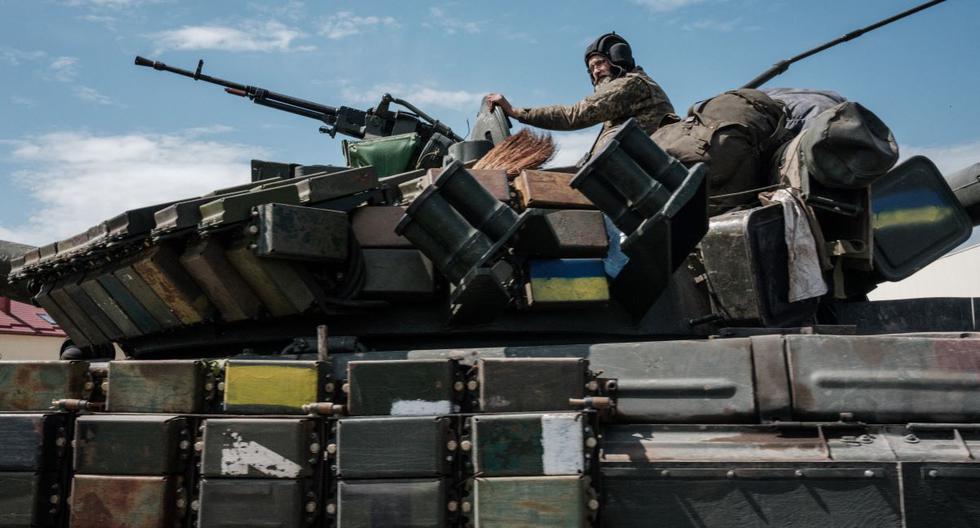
485;32;675;162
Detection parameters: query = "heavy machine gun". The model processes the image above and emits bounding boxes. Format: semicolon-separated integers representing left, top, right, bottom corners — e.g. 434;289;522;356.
134;56;463;144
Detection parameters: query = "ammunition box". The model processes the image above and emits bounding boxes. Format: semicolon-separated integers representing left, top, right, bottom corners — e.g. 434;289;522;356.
70;475;180;528
0;414;70;471
337;478;447;528
223;360;325;414
478;358;586;413
180;237;263;322
359;249;435;300
336;416;450;479
346;359;456;416
132;244;214;325
198;185;301;227
0;361;89;411
111;263;182;329
0;472;61;528
225;238;316;317
516;209;608;257
107;360;207;414
426;168;510;202
74;415;191;475
202;418;318;479
474;476;586;527
514;170;592;209
524;259;610;307
351;206;411;248
471;413;585;477
252;203;349;262
198;478;312;528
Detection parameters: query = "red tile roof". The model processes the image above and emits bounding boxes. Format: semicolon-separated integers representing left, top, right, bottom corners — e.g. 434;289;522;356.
0;297;66;337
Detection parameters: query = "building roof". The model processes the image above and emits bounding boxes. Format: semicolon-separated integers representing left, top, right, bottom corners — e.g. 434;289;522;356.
0;297;66;337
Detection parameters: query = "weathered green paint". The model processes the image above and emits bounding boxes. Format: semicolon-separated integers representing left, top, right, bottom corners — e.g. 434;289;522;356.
478;358;586;413
347;359;456;416
132;244;214;325
106;360;206;413
0;413;68;471
111;262;182;329
224;237;316;317
474;476;586;528
96;271;163;334
201;418;317;479
34;283;92;347
359;249;435;300
179;237;263;322
198;185;301;227
337;478;446;528
0;472;40;527
198;478;309;528
74;415;190;475
253;203;349;262
79;273;142;338
337;416;449;478
63;277;124;341
70;475;177;528
0;362;88;411
472;413;584;477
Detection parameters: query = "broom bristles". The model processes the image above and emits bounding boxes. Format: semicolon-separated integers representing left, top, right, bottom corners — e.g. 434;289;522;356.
473;128;556;176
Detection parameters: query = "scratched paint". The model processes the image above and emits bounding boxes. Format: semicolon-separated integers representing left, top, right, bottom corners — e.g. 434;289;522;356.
220;431;303;478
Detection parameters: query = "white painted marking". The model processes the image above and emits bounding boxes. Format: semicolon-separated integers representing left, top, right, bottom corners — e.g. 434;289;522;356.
220;432;303;478
541;413;584;475
389;399;452;416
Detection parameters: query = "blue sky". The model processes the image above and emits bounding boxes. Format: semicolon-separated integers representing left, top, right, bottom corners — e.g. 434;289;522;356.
0;0;977;245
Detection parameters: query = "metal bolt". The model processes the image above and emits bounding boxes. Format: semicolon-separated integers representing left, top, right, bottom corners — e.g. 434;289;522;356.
305;501;317;513
928;469;939;479
726;470;736;479
176;498;187;509
342;383;350;394
217;382;225;391
190;500;200;512
326;443;337;455
83;381;94;391
447;501;459;512
903;434;920;444
660;470;670;478
194;441;204;452
453;381;465;391
248;243;258;251
447;440;458;451
55;437;66;448
466;380;479;391
100;381;109;392
794;469;805;479
179;440;190;450
585;380;599;392
460;440;472;452
461;502;472;513
864;470;876;478
326;503;337;515
49;495;59;505
309;442;321;454
588;499;600;511
585;437;598;449
247;225;259;235
325;382;335;393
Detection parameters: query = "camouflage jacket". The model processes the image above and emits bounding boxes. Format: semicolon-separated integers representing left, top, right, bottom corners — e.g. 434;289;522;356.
511;68;675;158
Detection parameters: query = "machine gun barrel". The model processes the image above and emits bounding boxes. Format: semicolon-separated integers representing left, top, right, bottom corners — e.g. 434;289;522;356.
742;0;947;89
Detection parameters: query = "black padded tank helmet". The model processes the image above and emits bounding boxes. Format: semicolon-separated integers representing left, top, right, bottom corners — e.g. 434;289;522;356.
584;32;635;76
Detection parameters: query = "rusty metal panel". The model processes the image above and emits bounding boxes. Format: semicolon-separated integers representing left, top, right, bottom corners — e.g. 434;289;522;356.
474;476;586;528
96;271;163;335
0;361;89;411
750;335;792;422
34;283;92;347
351;206;412;248
201;418;318;478
107;360;207;413
111;262;182;329
0;414;70;471
360;249;435;300
427;167;510;202
253;203;349;262
346;359;457;416
199;185;301;228
514;170;592;209
787;335;980;422
63;276;124;341
79;273;142;339
295;165;378;203
472;413;585;477
336;478;446;528
223;360;325;414
478;358;586;413
69;475;179;528
74;415;191;475
179;237;262;322
336;416;450;479
587;339;757;422
197;478;311;528
132;244;214;325
224;237;316;317
516;209;608;258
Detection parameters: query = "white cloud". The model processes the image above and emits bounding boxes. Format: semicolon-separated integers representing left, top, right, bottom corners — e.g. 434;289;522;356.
152;21;314;53
424;7;481;34
318;11;399;40
546;131;597;168
900;139;980;175
341;83;484;112
73;86;117;106
0;129;263;245
630;0;706;12
46;56;80;82
0;47;47;66
10;96;36;107
682;17;760;32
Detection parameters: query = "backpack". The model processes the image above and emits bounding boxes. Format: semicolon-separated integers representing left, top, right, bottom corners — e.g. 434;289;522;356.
650;89;789;215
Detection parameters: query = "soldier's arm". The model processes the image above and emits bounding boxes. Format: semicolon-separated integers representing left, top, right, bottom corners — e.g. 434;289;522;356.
511;76;646;131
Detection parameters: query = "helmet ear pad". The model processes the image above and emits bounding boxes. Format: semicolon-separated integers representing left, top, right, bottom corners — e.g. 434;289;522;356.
607;41;635;71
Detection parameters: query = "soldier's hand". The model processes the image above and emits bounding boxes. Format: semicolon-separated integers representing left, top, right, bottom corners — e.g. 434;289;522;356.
485;93;515;117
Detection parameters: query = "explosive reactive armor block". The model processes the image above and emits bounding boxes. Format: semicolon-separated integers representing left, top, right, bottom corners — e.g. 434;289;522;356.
69;475;183;528
179;236;263;322
250;203;349;262
571;118;708;317
471;413;585;477
346;359;457;416
132;243;214;325
524;259;609;307
0;361;89;411
514;209;608;258
359;249;435;300
478;358;587;413
223;360;327;414
336;478;447;528
514;170;593;210
0;414;71;472
106;360;209;414
197;478;315;528
0;472;63;528
336;416;451;479
73;415;192;475
224;237;317;317
474;476;587;528
201;418;319;479
351;206;412;248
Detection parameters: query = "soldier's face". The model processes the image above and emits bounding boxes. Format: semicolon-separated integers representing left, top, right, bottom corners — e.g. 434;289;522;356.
588;55;613;84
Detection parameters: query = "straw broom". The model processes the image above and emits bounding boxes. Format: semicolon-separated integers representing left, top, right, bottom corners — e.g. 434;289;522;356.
473;128;556;176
